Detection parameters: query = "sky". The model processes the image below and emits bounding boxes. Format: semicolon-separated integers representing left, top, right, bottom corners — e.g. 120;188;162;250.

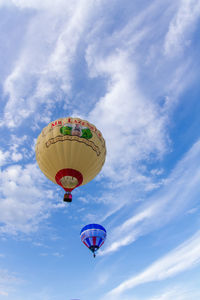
0;0;200;299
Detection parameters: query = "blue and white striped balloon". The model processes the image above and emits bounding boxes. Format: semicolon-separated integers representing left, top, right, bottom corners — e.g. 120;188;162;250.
80;224;107;257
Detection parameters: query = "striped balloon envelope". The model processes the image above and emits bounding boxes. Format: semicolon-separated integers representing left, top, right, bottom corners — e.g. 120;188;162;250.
80;224;107;257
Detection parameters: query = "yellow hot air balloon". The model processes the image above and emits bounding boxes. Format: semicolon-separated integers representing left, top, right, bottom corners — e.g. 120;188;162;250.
35;117;106;202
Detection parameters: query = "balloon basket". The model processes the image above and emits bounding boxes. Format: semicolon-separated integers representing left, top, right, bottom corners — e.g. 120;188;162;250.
63;192;72;203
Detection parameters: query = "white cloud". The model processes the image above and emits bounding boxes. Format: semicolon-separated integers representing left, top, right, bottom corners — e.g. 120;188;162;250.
11;152;23;162
115;285;200;300
0;135;31;166
146;286;200;300
1;0;97;128
10;0;68;10
101;140;200;255
0;163;59;235
83;0;197;190
0;0;197;135
77;0;200;230
105;230;200;298
0;149;10;166
164;0;200;56
100;285;200;300
87;50;168;185
0;0;75;11
9;135;28;162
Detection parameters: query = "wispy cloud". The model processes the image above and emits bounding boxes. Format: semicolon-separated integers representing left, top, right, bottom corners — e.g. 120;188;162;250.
1;0;98;128
88;50;168;184
164;0;200;56
83;0;199;189
104;230;200;298
0;0;197;133
115;285;200;300
101;140;200;255
146;286;200;300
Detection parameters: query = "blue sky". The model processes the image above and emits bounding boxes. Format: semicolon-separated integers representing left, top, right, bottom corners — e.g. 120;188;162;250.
0;0;200;299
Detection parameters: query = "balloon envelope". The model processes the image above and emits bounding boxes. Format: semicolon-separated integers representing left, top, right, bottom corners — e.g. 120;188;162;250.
35;117;106;198
80;224;107;257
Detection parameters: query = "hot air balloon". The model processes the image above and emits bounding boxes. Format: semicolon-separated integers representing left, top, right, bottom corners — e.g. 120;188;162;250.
35;117;106;202
80;224;107;257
